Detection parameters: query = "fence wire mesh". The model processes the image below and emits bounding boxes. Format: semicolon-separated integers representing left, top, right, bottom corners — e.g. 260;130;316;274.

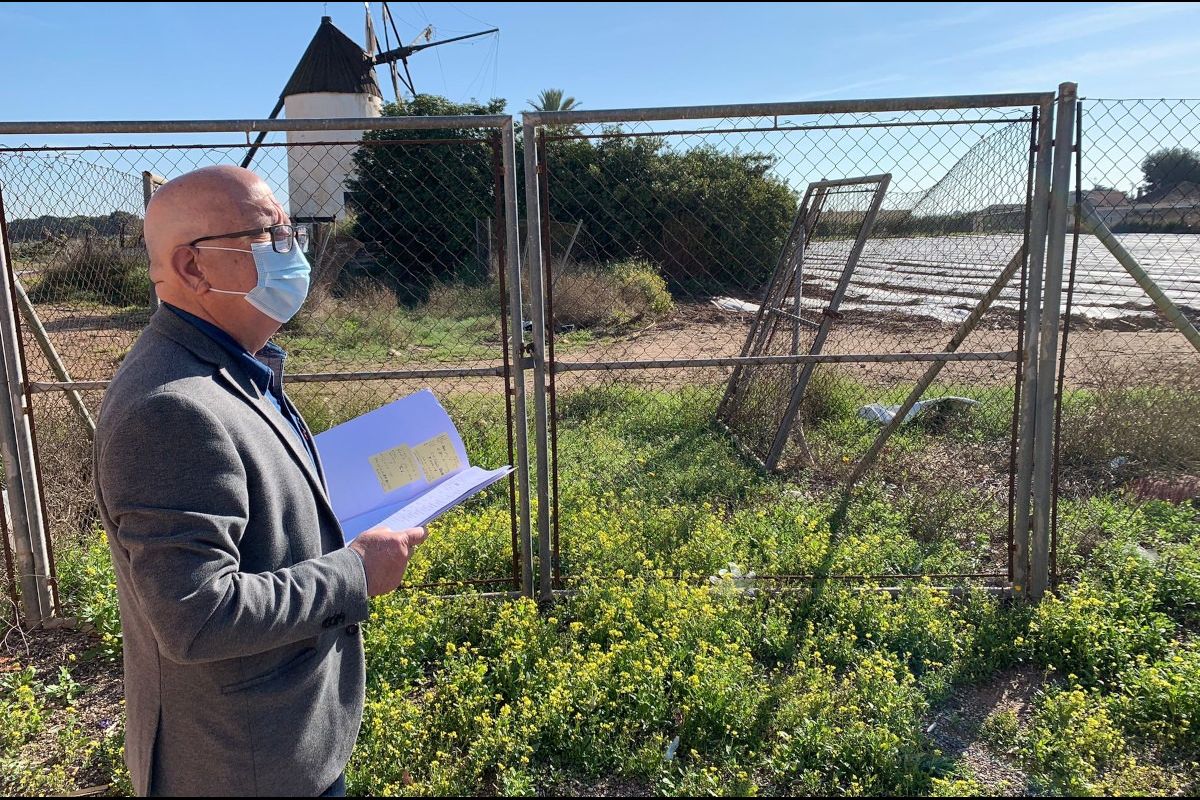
535;105;1042;591
0;126;524;599
1053;99;1200;583
3;94;1195;614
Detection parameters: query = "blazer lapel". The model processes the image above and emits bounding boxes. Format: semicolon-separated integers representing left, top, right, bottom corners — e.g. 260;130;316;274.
214;366;327;493
150;308;345;546
281;391;330;492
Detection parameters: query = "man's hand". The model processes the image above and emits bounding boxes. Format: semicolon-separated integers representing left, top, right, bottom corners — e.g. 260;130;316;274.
347;526;430;597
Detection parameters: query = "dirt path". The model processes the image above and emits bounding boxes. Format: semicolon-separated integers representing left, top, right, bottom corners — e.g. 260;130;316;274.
558;303;1196;391
16;301;1198;393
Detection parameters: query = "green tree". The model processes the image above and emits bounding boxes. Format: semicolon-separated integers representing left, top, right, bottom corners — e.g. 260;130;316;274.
1140;147;1200;199
528;88;578;112
546;134;797;295
346;93;798;300
345;95;507;301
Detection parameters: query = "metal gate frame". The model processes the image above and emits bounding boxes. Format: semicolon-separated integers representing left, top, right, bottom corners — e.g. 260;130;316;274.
716;173;893;471
522;86;1078;604
0;114;534;626
1051;94;1200;590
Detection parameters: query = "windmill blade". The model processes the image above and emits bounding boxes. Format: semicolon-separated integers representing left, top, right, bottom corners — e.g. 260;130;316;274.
366;2;401;103
384;0;421;97
409;24;433;48
400;57;416;97
372;28;499;63
382;2;403;47
367;3;499;103
380;2;423;102
378;2;402;102
390;61;404;102
364;2;378;56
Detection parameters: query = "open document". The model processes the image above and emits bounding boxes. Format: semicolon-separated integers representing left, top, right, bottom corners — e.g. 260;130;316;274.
313;389;513;540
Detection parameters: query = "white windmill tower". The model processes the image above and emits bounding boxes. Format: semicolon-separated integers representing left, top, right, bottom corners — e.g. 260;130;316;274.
279;16;383;223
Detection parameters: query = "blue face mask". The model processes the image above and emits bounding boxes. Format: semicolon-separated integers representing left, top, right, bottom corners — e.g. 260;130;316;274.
197;241;311;323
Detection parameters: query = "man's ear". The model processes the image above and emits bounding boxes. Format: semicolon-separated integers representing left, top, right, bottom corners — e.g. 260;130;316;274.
170;245;208;293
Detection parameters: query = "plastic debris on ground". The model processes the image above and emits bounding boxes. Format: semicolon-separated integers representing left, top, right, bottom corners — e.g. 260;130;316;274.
856;396;980;426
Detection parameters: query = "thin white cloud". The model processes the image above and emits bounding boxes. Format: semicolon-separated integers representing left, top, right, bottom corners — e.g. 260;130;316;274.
0;8;55;30
850;5;996;44
978;37;1200;92
796;74;907;101
927;2;1200;67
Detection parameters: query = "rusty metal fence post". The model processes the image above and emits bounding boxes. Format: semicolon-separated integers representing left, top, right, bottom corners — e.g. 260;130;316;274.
1011;95;1057;600
501;122;535;598
521;120;554;604
0;187;53;625
1030;83;1079;600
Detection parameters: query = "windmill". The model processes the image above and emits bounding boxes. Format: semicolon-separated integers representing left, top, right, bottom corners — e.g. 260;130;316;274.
240;3;497;171
239;4;497;223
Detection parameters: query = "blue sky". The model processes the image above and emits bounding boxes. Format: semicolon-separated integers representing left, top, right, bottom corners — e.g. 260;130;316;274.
2;2;1197;121
1;2;1198;214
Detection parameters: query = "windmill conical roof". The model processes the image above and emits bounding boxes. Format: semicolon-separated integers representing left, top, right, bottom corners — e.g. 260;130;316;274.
282;16;382;98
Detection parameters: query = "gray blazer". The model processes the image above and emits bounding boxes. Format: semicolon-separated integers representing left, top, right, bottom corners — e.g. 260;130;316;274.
94;307;370;797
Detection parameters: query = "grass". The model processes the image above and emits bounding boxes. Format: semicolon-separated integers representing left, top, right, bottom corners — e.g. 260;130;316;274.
280;283;505;368
13;236;675;375
277;259;673;371
6;376;1199;796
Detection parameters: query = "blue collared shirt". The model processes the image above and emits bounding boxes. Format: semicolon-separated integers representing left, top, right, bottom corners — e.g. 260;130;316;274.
163;303;318;469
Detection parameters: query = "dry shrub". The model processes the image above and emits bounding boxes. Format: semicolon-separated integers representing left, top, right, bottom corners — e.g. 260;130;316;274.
550;259;673;329
284;282;398;337
31;395;99;554
30;239;152;308
1059;369;1200;482
886;443;1009;551
1127;475;1200;504
422;282;501;319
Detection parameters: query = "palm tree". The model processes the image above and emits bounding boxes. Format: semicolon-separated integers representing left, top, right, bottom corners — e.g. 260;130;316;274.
528;88;579;113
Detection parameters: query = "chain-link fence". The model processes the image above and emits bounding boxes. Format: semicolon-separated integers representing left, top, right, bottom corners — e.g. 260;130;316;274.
0;116;531;622
1052;99;1200;584
523;95;1059;599
3;89;1196;623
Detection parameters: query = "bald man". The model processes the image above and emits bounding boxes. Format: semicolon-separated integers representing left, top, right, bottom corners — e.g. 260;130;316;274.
94;165;426;797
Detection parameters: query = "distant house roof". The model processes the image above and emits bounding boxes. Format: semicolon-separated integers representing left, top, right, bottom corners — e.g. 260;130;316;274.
1084;188;1129;207
282;16;382;99
1140;180;1200;208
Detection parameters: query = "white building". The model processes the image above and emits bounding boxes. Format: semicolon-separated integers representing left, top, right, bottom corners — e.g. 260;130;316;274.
282;16;382;222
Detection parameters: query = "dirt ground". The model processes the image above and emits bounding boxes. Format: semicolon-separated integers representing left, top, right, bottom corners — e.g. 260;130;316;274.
557;303;1197;392
925;664;1048;794
18;301;1198;393
1;620;124;794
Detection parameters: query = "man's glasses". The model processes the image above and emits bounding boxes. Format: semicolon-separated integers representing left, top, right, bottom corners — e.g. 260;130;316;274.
189;223;311;254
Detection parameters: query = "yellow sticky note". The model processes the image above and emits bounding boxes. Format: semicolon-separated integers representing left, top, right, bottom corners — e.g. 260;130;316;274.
413;432;463;482
368;444;422;493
